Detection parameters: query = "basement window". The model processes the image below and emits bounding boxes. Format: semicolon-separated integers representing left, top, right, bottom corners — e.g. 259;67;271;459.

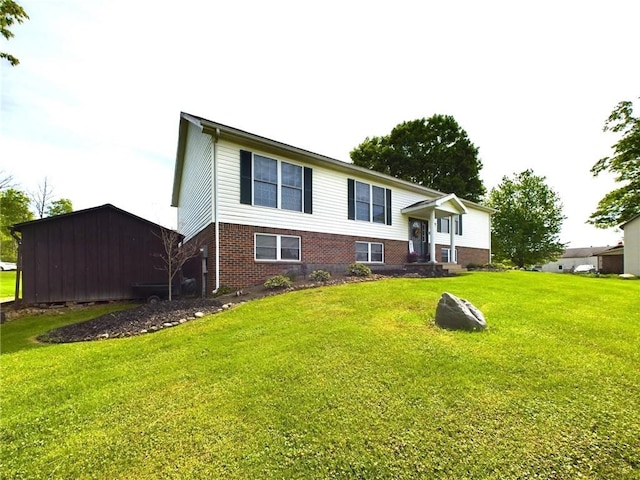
255;234;301;261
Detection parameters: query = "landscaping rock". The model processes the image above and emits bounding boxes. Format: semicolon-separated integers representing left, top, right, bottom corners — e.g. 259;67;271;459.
435;292;487;331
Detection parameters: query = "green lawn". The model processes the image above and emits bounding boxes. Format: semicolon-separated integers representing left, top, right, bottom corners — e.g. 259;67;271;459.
0;303;135;354
0;270;17;299
1;272;639;479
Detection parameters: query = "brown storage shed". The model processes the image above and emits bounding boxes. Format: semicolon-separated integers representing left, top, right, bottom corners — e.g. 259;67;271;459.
12;204;174;305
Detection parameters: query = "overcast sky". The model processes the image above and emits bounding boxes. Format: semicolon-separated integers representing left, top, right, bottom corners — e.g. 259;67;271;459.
2;0;638;247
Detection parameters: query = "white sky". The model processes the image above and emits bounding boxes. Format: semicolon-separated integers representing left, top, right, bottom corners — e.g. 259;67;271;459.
2;0;638;247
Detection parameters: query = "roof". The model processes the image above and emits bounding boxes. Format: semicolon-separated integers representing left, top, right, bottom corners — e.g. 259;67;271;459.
598;244;624;256
12;204;174;233
172;112;495;214
560;246;612;258
401;193;468;218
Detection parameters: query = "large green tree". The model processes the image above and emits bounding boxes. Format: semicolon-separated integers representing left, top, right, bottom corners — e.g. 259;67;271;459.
350;115;486;202
1;0;29;66
588;99;640;228
0;188;33;261
487;169;565;268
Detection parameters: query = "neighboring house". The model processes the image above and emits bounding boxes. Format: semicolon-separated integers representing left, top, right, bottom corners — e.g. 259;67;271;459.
540;246;611;273
621;215;640;275
597;244;624;274
12;204;174;304
172;113;494;293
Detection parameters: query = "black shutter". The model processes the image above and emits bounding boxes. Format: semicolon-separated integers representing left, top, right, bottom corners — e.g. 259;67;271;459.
458;215;463;235
385;188;392;225
436;217;442;233
347;179;355;220
304;167;313;214
240;150;252;205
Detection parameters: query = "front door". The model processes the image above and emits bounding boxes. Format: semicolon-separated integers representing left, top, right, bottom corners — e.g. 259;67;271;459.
409;218;426;260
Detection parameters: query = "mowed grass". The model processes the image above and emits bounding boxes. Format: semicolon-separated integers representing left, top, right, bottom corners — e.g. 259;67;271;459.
0;270;17;299
0;303;136;354
1;271;639;479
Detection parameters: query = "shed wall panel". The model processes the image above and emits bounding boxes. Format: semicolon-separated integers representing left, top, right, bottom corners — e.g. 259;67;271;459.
19;206;171;304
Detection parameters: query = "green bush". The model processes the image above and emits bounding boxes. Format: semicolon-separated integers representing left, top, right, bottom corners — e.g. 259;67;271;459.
309;270;332;282
347;263;371;277
212;285;234;297
263;275;293;289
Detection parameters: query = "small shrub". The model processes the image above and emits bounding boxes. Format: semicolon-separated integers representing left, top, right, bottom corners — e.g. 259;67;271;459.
309;270;331;282
212;285;234;297
264;275;293;289
347;263;371;277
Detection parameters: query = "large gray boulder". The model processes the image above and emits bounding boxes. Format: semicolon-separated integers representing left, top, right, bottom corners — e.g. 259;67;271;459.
435;292;487;331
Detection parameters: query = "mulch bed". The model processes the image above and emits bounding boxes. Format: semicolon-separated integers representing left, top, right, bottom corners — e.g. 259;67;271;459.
34;272;439;344
38;298;226;344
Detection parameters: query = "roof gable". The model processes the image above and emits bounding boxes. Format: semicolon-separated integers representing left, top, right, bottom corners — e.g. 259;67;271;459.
12;204;172;233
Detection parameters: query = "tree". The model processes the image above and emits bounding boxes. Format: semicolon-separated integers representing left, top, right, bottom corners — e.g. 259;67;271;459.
0;170;15;190
32;177;55;218
46;198;73;217
1;0;29;66
0;188;33;261
588;99;640;228
486;169;565;268
152;228;201;301
31;177;73;218
350;115;486;202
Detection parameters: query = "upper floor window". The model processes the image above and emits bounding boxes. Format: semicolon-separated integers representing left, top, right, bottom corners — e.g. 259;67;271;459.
240;150;312;214
348;179;392;225
437;215;463;235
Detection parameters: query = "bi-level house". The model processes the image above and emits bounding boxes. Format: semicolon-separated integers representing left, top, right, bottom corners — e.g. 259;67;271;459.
172;113;493;293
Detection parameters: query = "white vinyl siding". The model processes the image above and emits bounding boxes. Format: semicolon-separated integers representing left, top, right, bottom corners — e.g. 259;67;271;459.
214;139;491;249
623;216;640;276
177;122;212;240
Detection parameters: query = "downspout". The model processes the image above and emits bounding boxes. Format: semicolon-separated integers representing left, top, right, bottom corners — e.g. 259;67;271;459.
9;227;22;308
211;128;221;295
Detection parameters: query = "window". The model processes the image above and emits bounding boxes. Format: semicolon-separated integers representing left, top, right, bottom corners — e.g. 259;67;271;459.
348;179;392;225
437;217;450;234
441;247;457;263
355;241;384;263
240;150;312;213
255;234;301;261
437;215;463;235
355;181;370;221
253;155;278;208
454;215;463;235
281;162;303;211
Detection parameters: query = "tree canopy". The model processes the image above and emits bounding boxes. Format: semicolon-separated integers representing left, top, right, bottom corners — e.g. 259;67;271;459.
46;198;73;217
350;115;486;202
588;99;640;228
0;188;33;261
1;0;29;66
486;169;565;268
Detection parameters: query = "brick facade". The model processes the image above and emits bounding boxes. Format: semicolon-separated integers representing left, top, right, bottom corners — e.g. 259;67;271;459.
185;222;490;292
